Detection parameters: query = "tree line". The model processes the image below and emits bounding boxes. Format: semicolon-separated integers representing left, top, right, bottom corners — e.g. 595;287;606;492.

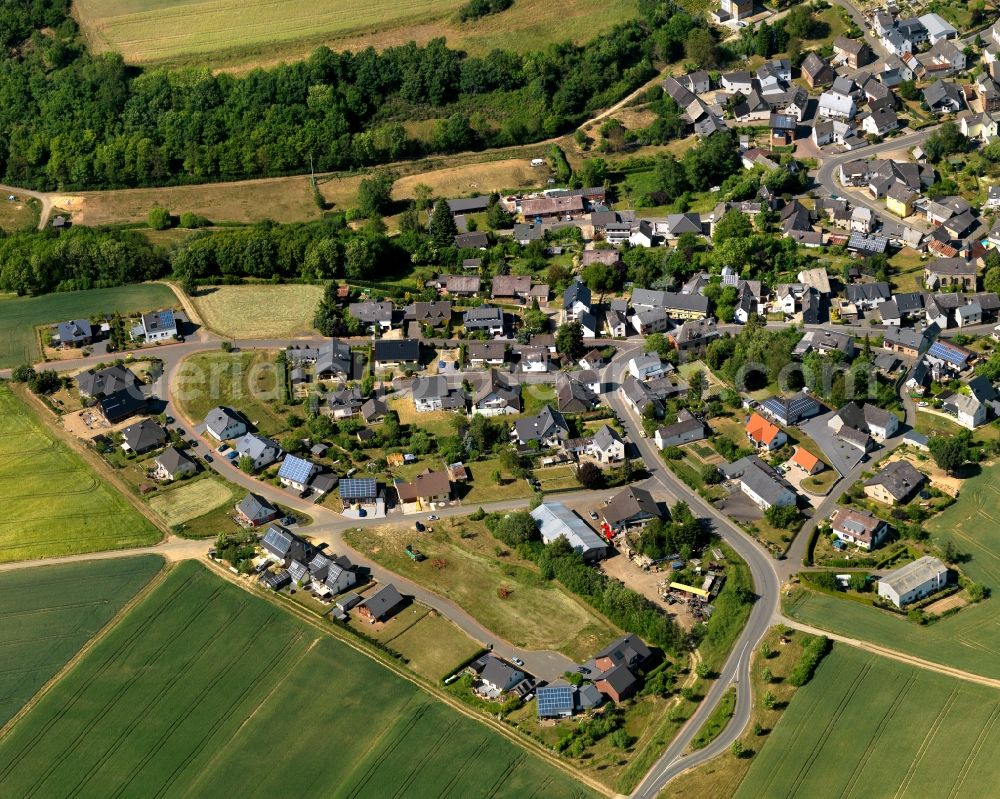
0;0;702;191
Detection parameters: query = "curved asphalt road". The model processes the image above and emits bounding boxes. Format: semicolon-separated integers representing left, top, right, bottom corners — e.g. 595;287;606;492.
596;348;781;797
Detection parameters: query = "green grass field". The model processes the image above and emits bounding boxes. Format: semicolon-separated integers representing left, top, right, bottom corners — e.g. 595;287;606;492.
735;645;1000;799
0;386;160;562
74;0;638;68
173;350;287;437
0;560;596;798
189;284;322;339
0;555;163;728
0;284;175;369
785;460;1000;680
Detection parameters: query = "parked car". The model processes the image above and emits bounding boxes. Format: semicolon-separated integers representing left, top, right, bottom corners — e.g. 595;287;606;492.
428;514;440;521
918;401;929;407
176;428;186;437
512;656;525;667
589;511;599;520
165;416;174;424
204;455;214;463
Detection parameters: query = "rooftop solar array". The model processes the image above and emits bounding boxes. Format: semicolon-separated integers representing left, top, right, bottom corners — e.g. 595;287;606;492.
536;684;574;716
339;478;377;499
928;340;969;366
278;455;315;483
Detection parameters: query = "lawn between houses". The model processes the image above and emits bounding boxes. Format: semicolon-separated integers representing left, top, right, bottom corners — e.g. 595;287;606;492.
0;560;596;799
344;518;621;662
0;283;176;369
733;644;1000;799
786;458;1000;679
0;385;160;562
0;555;165;729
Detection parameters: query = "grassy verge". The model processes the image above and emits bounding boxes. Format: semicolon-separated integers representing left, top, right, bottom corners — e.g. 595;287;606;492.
689;685;736;750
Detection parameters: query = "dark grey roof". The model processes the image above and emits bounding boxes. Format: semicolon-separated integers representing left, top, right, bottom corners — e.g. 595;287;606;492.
76;365;139;398
121;418;166;452
603;486;659;527
360;584;406;620
513;405;570;444
865;460;925;500
58;319;93;344
373;339;419;362
463;305;505;329
237;492;278;524
98;389;146;423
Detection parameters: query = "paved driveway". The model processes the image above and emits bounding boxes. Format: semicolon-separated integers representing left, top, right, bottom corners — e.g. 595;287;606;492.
798;411;868;476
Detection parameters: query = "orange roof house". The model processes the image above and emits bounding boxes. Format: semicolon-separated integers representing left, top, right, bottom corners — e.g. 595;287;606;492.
791;446;823;475
745;412;787;452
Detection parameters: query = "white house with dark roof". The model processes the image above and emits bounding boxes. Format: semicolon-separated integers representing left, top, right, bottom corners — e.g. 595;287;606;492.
531;502;609;561
235;433;282;470
133;309;177;342
154;446;197;480
204;406;246;441
586;425;625;464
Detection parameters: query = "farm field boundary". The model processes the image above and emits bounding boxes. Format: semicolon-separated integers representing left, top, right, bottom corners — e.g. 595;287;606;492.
734;644;1000;799
0;555;164;731
0;560;600;798
0;385;161;562
0;284;175;369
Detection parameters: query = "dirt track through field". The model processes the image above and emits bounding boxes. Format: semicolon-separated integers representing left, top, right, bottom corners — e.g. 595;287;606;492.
781;617;1000;689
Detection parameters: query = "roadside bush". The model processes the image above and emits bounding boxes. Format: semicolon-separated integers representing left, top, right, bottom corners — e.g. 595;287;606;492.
787;635;831;687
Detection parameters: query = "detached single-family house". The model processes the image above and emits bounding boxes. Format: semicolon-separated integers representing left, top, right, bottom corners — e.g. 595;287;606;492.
601;486;660;534
204;406;246;441
235;433;282;470
628;354;667;381
563;280;592;323
57;319;94;348
373;340;420;370
655;410;706;449
358;584;407;623
831;506;889;550
587;425;625;464
349;301;394;331
745;412;787;452
278;455;319;493
923;80;964;114
512;405;570;447
395;469;452;509
463;305;506;337
235;492;280;527
154;446;197;480
472;370;520;416
479;656;527;694
833;36;872;69
76;365;140;399
120;419;166;454
864;460;925;505
133;309;177;342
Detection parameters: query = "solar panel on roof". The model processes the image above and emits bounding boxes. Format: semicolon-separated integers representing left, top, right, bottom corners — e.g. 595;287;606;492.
536;685;574;716
928;341;968;366
339;478;377;499
278;455;315;484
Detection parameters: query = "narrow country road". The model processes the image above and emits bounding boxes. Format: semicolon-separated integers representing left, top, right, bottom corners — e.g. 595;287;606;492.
0;183;54;230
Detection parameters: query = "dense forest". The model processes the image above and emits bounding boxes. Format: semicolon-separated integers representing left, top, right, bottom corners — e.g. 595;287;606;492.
0;0;700;191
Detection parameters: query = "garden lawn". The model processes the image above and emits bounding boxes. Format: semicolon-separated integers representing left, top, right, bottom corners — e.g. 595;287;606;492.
345;519;620;661
0;284;175;369
0;555;163;728
148;477;235;526
0;560;595;799
734;645;1000;799
788;458;1000;679
458;456;535;504
173;349;287;436
347;603;482;682
189;284;322;339
0;386;160;562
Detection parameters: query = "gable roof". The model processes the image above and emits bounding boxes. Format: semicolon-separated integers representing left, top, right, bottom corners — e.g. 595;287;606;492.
745;412;782;446
865;459;925;500
121;418;166;452
603;486;659;527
